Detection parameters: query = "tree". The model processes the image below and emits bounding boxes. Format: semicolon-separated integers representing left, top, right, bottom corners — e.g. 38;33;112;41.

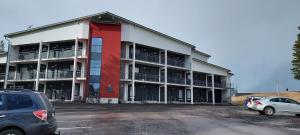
291;27;300;80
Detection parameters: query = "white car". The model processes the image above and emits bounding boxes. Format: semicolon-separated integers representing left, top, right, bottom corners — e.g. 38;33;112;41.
253;97;300;116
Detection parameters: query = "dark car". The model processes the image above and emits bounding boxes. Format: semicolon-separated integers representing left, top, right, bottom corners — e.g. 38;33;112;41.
0;90;57;135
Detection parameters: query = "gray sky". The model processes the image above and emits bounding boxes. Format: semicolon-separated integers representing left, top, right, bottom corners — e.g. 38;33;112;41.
0;0;299;92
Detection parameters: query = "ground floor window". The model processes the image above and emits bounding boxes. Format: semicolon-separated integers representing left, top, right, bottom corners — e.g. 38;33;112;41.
46;82;72;100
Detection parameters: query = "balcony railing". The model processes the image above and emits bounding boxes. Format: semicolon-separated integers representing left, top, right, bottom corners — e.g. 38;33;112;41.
48;49;75;59
214;82;226;88
135;73;159;82
8;72;15;80
135;53;159;63
120;72;132;80
40;70;83;79
167;59;185;67
17;51;38;61
167;77;185;84
76;48;83;57
41;71;74;79
16;72;36;80
0;73;5;80
193;80;206;86
160;75;165;82
186;79;191;85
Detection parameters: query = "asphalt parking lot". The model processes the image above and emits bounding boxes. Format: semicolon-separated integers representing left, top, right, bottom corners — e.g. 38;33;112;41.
53;103;300;135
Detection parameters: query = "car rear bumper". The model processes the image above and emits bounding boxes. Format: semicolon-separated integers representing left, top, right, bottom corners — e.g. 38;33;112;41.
30;120;57;135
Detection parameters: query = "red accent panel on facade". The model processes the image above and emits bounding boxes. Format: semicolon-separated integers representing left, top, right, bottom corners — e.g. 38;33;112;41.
89;23;121;98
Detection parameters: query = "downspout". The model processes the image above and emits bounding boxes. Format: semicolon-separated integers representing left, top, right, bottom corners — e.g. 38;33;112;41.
4;36;11;89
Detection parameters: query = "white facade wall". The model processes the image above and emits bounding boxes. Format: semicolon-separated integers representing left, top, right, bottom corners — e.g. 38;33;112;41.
192;60;229;76
10;20;89;45
192;50;209;62
121;23;192;55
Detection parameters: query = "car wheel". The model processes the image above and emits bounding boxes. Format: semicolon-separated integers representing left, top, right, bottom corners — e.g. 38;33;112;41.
264;107;274;116
258;111;265;115
0;128;24;135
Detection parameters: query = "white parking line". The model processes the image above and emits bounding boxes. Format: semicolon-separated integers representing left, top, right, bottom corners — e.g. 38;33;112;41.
57;127;93;130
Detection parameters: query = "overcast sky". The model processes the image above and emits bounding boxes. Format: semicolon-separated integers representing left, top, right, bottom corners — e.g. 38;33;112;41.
0;0;299;92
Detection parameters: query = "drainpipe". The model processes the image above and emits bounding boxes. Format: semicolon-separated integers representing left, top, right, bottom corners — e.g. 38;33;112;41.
4;36;11;89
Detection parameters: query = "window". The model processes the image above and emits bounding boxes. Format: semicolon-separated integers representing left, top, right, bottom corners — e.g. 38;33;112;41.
89;37;103;97
270;98;280;102
0;95;4;110
6;94;33;110
284;98;298;104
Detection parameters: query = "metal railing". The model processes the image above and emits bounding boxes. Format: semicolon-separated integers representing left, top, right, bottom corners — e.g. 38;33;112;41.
8;72;15;80
160;76;165;82
120;72;132;80
135;73;159;82
41;71;74;79
76;48;83;57
48;49;75;59
135;53;159;63
0;73;5;80
214;82;226;88
40;70;83;79
167;77;185;84
17;51;38;60
16;72;36;80
167;59;185;67
193;80;206;86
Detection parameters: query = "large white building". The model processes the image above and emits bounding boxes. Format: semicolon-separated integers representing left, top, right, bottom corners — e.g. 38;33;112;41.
4;11;233;104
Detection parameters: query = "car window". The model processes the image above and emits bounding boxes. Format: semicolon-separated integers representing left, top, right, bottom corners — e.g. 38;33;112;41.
270;98;280;102
6;94;33;110
0;94;4;110
285;99;298;104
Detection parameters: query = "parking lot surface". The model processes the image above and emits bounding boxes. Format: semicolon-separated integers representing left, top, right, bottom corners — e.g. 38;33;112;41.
54;103;300;135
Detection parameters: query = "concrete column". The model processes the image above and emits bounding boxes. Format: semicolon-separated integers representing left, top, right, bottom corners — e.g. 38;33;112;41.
190;55;194;104
44;83;47;94
212;74;215;105
184;88;187;104
164;49;167;104
205;74;208;87
131;43;136;103
158;86;161;103
71;38;78;101
124;83;128;101
4;42;11;89
35;41;43;91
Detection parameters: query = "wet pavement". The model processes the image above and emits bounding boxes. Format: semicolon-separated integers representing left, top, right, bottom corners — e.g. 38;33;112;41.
53;103;300;135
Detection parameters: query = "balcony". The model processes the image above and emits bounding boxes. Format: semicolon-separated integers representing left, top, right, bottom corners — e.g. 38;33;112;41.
48;49;75;59
214;82;226;88
120;72;132;80
167;78;185;84
17;51;38;61
0;73;5;80
41;71;73;79
135;73;159;82
135;53;159;63
40;70;82;79
193;80;206;87
167;59;185;67
16;72;36;80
